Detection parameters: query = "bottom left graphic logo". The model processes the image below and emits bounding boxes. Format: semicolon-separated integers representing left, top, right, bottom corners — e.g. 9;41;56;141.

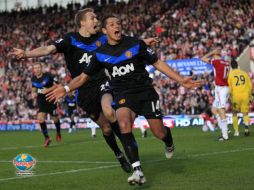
13;153;36;176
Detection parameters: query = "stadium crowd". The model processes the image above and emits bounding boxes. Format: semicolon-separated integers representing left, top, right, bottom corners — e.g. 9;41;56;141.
1;0;254;120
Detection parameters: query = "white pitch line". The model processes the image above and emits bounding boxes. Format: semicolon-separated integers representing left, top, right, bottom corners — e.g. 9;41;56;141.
0;147;18;150
0;139;103;151
189;147;254;157
1;147;254;165
0;160;116;164
0;159;168;164
0;134;157;151
0;144;60;150
0;133;198;151
0;147;254;182
0;164;119;182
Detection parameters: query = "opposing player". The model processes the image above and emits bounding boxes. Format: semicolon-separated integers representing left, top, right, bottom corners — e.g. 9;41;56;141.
45;15;204;185
64;91;78;133
9;8;133;173
86;117;97;138
228;60;252;136
200;108;215;132
201;49;230;141
31;62;61;147
134;116;147;138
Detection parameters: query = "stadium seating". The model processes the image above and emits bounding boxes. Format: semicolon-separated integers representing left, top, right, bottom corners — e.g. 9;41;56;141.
0;0;254;120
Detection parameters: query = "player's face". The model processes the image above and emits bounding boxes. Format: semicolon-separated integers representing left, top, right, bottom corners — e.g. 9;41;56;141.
103;17;122;43
81;12;99;35
33;64;42;77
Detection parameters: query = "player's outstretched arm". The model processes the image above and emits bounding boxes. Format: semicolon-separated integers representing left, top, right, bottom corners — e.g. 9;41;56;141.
44;73;89;103
9;45;57;59
201;48;221;63
142;37;159;46
153;59;204;88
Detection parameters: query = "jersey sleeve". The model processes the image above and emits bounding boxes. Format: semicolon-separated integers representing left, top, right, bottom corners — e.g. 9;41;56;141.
138;40;158;65
83;54;103;76
31;77;36;88
54;35;70;53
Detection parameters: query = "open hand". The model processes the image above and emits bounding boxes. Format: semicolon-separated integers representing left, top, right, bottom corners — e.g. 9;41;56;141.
143;37;159;46
43;84;66;104
181;76;205;89
8;48;26;60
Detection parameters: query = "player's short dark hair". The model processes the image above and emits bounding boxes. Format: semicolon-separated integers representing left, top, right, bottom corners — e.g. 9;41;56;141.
101;15;119;29
74;8;94;28
231;59;238;69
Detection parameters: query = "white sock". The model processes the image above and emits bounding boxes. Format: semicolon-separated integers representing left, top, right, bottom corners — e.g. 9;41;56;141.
91;127;96;136
202;123;209;132
132;161;141;169
207;121;215;132
140;125;146;134
215;114;222;129
220;119;228;139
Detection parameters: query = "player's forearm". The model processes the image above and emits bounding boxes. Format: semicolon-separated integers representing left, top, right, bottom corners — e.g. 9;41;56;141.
142;37;158;46
201;51;215;63
201;54;212;63
201;57;209;63
67;73;89;91
204;52;213;58
153;60;184;84
25;45;56;58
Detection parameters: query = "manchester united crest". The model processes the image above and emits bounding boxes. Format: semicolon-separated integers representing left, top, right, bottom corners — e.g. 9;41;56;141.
125;51;132;58
119;99;126;104
96;41;102;47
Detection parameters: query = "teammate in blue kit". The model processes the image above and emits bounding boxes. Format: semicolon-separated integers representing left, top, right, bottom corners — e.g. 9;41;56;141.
64;91;78;133
45;15;204;185
31;62;61;147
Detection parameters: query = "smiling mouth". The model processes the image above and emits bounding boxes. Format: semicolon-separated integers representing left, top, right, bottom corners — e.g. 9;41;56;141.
115;30;120;37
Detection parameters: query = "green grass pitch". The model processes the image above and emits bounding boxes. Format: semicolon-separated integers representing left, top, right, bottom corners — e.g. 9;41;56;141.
0;126;254;190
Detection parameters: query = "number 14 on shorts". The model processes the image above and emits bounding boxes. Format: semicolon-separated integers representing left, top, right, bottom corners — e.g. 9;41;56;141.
151;100;160;112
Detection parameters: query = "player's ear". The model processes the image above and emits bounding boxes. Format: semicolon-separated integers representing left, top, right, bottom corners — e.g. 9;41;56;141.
80;20;86;27
102;28;107;34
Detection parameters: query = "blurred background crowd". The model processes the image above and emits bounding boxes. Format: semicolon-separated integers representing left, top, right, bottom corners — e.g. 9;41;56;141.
1;0;254;121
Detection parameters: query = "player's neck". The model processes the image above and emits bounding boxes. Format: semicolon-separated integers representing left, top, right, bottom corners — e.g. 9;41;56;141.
36;73;43;78
107;37;120;46
79;29;92;38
